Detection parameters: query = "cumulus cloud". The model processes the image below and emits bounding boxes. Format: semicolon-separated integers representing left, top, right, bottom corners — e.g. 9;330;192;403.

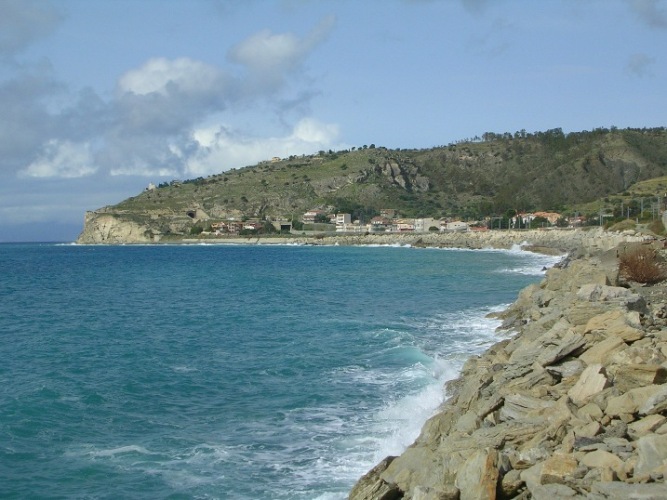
626;52;656;77
0;63;64;168
4;17;336;186
627;0;667;29
118;57;227;97
0;0;64;57
19;140;96;178
228;15;335;89
185;117;341;177
115;57;232;134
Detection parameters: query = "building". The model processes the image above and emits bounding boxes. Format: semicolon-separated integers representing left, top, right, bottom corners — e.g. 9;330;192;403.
335;213;351;225
302;209;325;223
414;218;440;232
369;216;391;232
442;221;469;232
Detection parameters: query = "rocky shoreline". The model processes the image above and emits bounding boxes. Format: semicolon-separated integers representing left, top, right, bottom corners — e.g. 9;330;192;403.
178;227;646;254
349;232;667;499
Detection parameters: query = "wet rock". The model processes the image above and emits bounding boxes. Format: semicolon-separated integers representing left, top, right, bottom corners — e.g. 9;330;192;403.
348;456;402;500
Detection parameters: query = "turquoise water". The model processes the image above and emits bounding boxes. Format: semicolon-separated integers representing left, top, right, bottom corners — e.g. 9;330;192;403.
0;243;559;499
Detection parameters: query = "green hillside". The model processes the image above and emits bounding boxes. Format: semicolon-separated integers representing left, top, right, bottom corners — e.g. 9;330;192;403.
98;127;667;237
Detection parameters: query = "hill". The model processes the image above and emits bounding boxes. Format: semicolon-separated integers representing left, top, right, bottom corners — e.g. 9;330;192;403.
77;127;667;243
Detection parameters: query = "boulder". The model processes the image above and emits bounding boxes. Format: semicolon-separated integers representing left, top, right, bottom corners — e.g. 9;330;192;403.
612;364;667;392
639;384;667;416
539;453;579;485
580;449;625;477
348;456;402;500
454;449;499;500
579;337;625;366
605;385;667;417
628;415;667;440
583;309;644;342
499;394;556;422
636;434;667;476
591;482;667;498
576;284;645;311
567;364;610;406
411;485;460;500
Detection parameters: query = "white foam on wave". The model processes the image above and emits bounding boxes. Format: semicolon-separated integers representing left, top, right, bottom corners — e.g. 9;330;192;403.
171;365;199;373
330;304;511;486
496;254;563;276
85;444;157;458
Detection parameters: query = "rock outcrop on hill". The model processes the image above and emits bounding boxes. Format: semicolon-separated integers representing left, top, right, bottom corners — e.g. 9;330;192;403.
349;238;667;499
77;212;156;244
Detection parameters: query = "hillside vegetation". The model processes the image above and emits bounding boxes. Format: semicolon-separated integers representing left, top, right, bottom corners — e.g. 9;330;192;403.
92;127;667;238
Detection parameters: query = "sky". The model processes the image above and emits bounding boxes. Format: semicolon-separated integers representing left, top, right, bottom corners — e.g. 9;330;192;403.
0;0;666;242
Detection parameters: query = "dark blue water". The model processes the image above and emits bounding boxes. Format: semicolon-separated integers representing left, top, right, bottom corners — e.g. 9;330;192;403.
0;243;559;499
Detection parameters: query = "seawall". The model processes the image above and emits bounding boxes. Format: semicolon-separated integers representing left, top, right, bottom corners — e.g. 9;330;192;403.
349;232;667;499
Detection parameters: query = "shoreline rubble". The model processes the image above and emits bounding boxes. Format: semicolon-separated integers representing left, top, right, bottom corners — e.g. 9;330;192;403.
348;229;667;499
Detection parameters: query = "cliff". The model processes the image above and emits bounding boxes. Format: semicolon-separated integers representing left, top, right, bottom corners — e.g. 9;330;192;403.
349;235;667;499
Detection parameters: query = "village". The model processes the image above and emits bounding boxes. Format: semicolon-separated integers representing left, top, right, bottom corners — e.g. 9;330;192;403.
203;208;577;237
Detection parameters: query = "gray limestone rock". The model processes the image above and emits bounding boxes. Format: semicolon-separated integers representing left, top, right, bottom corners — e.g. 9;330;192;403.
638;384;667;416
636;433;667;476
590;481;667;499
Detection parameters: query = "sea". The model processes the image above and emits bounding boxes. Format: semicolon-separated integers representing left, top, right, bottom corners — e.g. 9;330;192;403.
0;242;562;499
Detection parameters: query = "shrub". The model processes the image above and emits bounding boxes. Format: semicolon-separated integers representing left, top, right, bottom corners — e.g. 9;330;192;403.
608;219;636;232
648;219;666;236
619;246;667;284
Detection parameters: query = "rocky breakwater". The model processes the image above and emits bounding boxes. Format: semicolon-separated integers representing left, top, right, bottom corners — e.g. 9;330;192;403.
310;228;646;255
350;243;667;499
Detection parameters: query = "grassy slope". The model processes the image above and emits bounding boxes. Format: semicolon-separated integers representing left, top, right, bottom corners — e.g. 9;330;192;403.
98;127;667;236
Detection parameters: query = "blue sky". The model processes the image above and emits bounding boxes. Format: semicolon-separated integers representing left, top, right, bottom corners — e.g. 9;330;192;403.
1;0;666;241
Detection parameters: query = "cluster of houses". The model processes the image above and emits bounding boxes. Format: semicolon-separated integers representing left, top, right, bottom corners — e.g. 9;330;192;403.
300;209;570;234
202;209;576;236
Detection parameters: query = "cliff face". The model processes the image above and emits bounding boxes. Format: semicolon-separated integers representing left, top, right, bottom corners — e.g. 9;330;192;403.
350;239;667;499
77;212;156;244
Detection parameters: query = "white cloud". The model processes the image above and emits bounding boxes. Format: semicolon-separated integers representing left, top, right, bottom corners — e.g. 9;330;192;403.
228;30;303;73
227;15;335;88
185;117;341;177
6;18;335;186
19;140;96;178
291;117;339;144
118;57;226;97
